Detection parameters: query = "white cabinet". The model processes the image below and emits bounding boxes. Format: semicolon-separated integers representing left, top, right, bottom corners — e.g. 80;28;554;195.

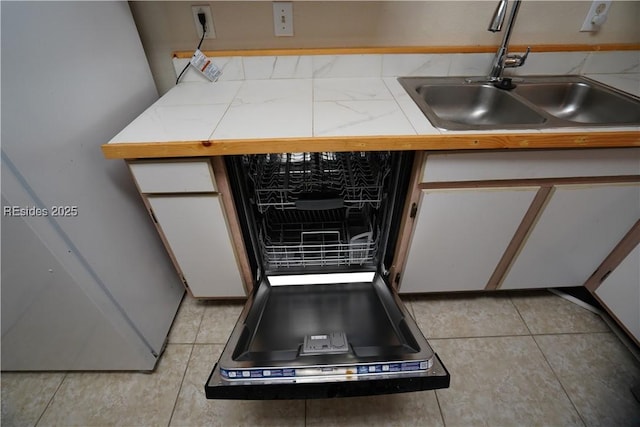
501;183;640;289
147;195;244;298
129;160;217;193
421;149;640;183
395;149;640;296
128;158;248;298
400;187;538;293
595;244;640;344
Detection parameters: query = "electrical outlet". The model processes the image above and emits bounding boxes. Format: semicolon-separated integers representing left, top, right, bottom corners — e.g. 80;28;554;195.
191;5;215;39
580;0;611;32
273;2;293;37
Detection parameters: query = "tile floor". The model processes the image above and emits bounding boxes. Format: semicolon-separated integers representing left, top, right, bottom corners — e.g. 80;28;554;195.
2;290;640;426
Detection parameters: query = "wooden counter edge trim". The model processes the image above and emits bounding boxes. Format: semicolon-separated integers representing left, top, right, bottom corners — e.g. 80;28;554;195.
389;152;426;291
102;132;640;159
210;157;254;296
173;44;640;58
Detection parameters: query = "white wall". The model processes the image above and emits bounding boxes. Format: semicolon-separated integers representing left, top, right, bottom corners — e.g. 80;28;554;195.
1;1;184;370
129;1;640;94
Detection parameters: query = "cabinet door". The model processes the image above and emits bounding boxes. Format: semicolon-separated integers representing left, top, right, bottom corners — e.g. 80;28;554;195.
400;187;538;293
147;195;245;298
595;244;640;344
501;183;640;289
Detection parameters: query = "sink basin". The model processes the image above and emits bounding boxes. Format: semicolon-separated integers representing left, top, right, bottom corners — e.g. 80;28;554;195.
513;82;640;125
416;85;546;129
398;76;640;131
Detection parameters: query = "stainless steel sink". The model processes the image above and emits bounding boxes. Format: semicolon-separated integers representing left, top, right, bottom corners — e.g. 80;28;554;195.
417;85;546;128
398;75;640;130
513;81;640;125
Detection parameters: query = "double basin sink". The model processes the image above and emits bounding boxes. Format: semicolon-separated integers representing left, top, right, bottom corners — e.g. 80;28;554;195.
398;75;640;131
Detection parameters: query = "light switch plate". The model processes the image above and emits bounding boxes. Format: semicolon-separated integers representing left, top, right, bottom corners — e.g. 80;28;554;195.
580;0;611;32
273;2;294;37
192;5;216;39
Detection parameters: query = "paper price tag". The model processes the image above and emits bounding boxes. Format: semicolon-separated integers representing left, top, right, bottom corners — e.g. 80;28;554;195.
189;49;222;82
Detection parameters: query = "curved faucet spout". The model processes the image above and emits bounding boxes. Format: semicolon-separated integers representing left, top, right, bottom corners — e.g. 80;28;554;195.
488;0;508;32
487;0;529;82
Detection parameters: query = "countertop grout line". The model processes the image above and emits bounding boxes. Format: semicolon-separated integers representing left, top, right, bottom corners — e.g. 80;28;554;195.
382;78;421;136
206;81;244;141
311;77;315;138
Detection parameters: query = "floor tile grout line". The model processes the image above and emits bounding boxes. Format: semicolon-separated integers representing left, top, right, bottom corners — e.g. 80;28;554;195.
434;389;446;427
34;371;67;427
531;330;615;337
167;343;195;427
406;299;417;320
530;334;588;427
427;331;618;341
304;398;308;427
507;292;535;337
427;333;533;341
192;299;209;345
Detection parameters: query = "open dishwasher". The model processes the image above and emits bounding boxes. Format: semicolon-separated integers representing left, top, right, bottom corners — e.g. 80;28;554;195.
205;151;449;399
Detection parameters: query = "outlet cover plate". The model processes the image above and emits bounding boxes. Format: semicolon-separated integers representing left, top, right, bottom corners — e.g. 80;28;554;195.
192;5;216;39
580;0;611;32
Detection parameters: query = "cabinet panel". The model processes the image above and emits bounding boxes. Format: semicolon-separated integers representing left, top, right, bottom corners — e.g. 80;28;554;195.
421;149;640;183
400;187;538;293
501;183;640;289
147;195;245;297
130;160;216;193
595;244;640;343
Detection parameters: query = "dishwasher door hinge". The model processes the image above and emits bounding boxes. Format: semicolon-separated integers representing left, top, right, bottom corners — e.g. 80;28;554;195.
409;203;418;219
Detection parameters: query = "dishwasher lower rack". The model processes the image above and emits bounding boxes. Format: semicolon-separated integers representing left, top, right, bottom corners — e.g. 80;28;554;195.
259;208;379;269
205;274;450;399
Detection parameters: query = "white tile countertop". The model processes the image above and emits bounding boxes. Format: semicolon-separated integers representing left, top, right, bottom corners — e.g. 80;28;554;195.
103;50;639;158
108;74;639;144
108;77;440;144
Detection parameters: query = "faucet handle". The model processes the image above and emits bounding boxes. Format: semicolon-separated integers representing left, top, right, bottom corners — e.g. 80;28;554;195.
519;46;531;65
504;46;531;68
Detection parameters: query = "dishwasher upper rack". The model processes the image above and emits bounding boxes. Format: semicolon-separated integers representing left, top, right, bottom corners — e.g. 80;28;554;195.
259;208;379;269
244;152;391;213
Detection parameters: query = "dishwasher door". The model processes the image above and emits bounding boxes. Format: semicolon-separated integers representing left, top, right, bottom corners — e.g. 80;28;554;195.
205;272;449;399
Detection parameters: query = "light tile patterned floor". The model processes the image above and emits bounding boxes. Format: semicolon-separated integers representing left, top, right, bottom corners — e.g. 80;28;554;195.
2;290;640;427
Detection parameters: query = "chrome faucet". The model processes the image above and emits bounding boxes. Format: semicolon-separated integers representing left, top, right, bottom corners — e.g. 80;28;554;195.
486;0;530;87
